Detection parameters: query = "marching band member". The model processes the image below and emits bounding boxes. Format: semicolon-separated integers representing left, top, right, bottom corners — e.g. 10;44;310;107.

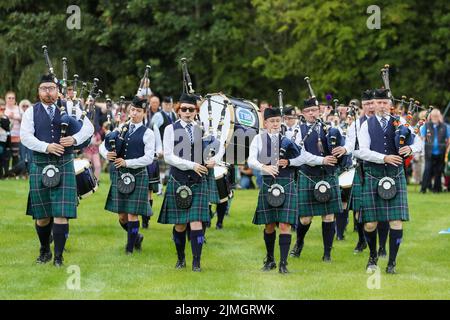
248;107;301;274
20;74;94;267
289;98;341;262
359;88;422;273
158;93;219;272
101;96;155;254
283;106;299;141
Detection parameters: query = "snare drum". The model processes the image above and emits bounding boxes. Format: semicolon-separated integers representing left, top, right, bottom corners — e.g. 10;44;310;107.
199;93;261;164
73;158;98;199
214;166;233;203
338;168;355;189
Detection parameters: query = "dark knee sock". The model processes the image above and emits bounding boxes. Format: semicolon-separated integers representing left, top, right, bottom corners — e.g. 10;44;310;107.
279;234;292;264
322;221;335;256
53;223;69;257
119;220;128;232
388;229;403;265
378;221;389;249
296;221;311;246
126;221;140;252
172;227;186;261
35;222;52;250
264;229;276;259
190;229;205;264
216;202;227;225
336;210;347;238
357;222;366;243
364;229;378;258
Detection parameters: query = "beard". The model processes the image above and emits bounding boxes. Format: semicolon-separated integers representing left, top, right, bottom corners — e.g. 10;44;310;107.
40;94;56;105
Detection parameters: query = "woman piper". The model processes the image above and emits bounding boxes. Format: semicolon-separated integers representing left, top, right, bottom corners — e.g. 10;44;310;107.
101;96;155;254
158;93;221;272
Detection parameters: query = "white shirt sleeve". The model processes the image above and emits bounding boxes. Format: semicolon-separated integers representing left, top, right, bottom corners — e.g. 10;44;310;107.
247;134;264;171
152;122;163;154
71;103;94;146
344;121;356;154
20;107;49;153
163;124;196;171
151;112;164;129
124;129;155;169
358;121;386;164
99;141;108;160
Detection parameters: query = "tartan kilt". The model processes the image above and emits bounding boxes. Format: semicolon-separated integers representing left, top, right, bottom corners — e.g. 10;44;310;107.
297;170;343;217
207;169;220;204
26;153;77;220
158;176;210;224
361;165;409;223
350;170;363;211
147;160;160;193
253;175;298;225
105;167;151;217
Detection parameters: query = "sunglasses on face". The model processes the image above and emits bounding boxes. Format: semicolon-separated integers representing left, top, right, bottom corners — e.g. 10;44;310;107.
180;107;196;113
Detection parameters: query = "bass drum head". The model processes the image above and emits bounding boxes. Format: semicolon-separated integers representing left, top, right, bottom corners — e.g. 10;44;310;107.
214;166;228;179
338;168;355;189
74;158;91;175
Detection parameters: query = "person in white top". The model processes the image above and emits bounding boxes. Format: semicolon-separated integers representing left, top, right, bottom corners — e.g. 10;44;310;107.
158;93;220;272
20;74;94;267
100;96;155;255
358;88;422;274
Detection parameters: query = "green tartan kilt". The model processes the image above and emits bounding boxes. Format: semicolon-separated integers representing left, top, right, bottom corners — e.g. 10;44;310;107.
253;175;298;225
297;170;343;217
158;176;211;224
350;170;363;211
26;153;78;220
361;165;409;223
207;169;220;204
105;167;151;217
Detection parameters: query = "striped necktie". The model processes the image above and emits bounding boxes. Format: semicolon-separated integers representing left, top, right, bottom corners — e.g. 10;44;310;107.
129;124;136;135
47;105;55;121
381;117;388;132
186;123;193;143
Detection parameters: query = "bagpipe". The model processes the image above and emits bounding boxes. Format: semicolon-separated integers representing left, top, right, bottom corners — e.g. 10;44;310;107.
277;89;301;160
42;45;102;151
303;76;350;168
380;64;433;157
104;64;152;156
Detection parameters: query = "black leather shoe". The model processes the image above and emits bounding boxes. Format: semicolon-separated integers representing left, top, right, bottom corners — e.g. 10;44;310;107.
386;262;396;274
336;235;345;241
366;256;378;272
53;255;64;267
378;247;387;258
290;243;303;258
36;247;52;264
261;256;276;271
134;234;144;251
192;259;201;272
322;254;332;263
175;258;186;269
279;261;289;274
216;223;223;230
142;220;149;229
354;241;367;253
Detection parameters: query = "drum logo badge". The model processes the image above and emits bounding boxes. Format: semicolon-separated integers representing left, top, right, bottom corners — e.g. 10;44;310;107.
236;107;256;127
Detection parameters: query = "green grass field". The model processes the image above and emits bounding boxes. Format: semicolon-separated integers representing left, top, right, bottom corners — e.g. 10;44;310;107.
1;174;449;300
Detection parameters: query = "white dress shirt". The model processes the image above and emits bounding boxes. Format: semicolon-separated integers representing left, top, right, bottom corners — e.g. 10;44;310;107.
20;101;94;154
359;115;423;164
343;116;369;158
99;121;155;169
163;119;225;171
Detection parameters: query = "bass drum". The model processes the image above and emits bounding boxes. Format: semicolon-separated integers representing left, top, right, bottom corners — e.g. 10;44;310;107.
73;158;98;199
338;168;356;189
199;93;261;164
214;166;233;203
